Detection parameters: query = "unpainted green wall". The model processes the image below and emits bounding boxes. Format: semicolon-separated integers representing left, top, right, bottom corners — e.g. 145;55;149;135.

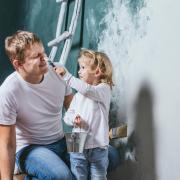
0;0;107;84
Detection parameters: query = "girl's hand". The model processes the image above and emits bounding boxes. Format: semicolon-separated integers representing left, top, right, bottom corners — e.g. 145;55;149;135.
74;114;81;127
54;67;66;76
74;115;88;130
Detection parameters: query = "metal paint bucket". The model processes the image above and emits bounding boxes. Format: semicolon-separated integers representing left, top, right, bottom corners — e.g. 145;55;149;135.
65;131;88;153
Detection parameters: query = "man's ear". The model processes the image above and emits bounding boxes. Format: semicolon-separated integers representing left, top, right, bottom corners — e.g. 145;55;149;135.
12;59;23;70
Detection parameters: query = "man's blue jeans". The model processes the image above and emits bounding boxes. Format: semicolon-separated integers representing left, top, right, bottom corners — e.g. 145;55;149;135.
15;138;73;180
70;147;109;180
16;138;120;180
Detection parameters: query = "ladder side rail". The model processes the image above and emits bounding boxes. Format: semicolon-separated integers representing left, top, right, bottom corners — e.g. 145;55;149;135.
59;0;82;65
49;0;68;61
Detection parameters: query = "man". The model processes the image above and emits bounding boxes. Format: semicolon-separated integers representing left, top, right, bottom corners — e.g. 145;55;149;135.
0;30;120;180
0;30;74;179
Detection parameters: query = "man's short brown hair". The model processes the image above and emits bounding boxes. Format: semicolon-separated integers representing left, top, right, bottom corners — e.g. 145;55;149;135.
5;30;42;62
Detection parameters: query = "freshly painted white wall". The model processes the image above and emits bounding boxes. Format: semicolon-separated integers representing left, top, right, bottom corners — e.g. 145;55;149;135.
127;1;180;179
97;0;180;179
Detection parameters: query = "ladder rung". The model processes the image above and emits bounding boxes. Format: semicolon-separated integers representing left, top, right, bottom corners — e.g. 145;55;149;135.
56;0;68;3
48;31;71;47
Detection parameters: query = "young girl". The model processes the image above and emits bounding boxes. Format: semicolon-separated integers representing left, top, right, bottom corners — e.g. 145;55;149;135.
55;49;114;180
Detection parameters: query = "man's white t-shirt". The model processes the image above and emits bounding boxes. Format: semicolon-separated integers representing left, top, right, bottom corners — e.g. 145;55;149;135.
0;66;72;152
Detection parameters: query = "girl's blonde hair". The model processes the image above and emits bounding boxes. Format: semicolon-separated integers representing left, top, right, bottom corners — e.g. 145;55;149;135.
79;49;114;88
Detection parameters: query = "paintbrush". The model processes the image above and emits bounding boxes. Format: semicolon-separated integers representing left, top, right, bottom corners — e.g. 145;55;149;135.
109;123;127;139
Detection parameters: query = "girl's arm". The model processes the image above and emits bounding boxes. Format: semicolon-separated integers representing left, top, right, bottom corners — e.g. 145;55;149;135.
55;67;111;102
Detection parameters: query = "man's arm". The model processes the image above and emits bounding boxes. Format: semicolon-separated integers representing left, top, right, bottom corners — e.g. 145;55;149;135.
63;94;74;110
0;124;16;180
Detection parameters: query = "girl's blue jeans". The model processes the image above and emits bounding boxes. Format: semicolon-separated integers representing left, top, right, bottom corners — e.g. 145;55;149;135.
70;147;109;180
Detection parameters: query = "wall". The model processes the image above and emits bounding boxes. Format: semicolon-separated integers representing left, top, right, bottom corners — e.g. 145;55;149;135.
0;0;25;84
105;0;180;180
1;0;180;180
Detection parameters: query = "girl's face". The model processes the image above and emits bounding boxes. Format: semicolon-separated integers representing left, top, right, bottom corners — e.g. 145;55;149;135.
78;56;96;85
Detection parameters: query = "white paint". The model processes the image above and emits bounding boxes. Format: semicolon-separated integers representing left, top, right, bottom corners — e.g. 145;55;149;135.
98;1;135;121
98;0;180;179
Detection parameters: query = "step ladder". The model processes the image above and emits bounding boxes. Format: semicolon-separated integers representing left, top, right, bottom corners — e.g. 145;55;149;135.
48;0;82;66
